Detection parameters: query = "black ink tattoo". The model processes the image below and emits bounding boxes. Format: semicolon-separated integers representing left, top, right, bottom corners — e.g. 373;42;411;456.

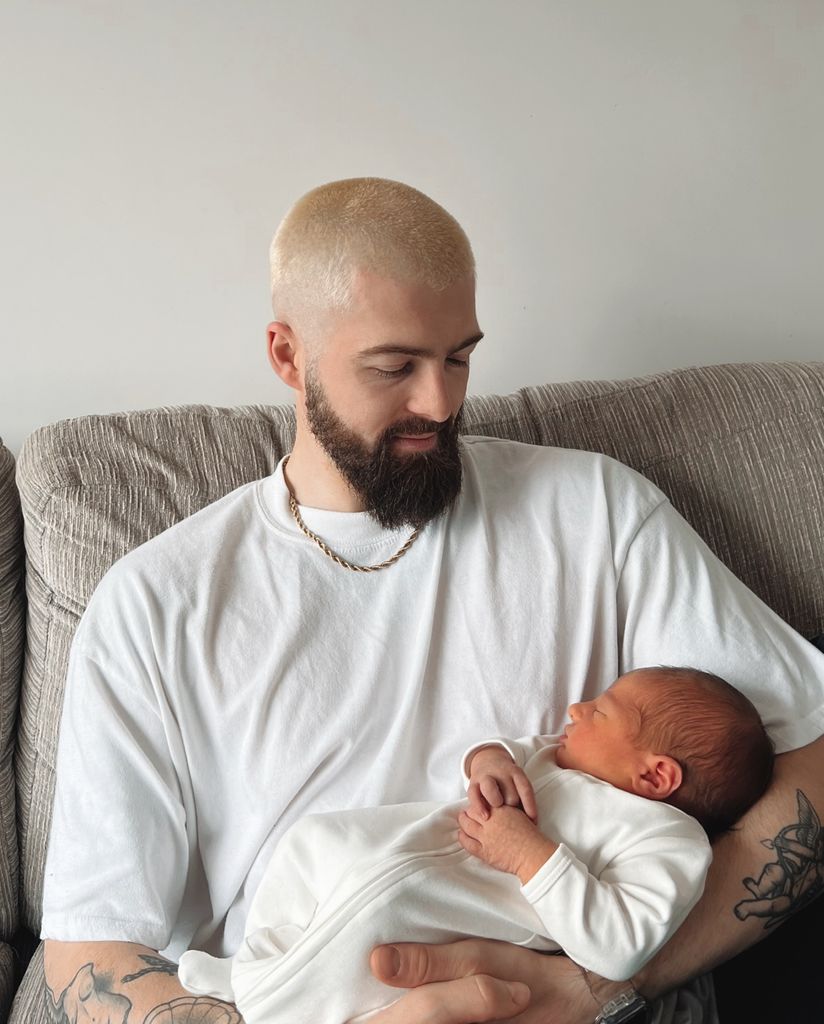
734;788;824;928
142;996;242;1023
123;954;179;984
46;962;133;1023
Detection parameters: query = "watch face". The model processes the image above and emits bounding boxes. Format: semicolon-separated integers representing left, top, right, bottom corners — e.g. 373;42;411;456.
596;991;650;1024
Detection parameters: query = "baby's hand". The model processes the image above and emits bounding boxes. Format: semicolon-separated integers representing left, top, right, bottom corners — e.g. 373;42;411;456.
458;806;556;884
467;746;538;823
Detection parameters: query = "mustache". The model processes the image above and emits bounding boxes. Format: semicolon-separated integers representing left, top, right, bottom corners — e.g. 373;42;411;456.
386;415;457;439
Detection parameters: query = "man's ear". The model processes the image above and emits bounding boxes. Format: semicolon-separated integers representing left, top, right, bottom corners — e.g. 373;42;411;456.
633;754;683;801
267;321;303;391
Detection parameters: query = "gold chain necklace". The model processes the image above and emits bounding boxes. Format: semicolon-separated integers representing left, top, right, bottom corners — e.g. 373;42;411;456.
282;457;421;573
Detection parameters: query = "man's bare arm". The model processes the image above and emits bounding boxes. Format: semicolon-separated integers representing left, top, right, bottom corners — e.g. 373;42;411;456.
43;940;243;1024
634;732;824;998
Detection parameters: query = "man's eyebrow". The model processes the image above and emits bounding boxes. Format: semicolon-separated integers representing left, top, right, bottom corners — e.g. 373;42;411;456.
358;332;484;359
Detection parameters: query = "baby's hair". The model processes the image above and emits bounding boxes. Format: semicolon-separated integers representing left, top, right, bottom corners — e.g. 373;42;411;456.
269;177;475;342
630;666;774;838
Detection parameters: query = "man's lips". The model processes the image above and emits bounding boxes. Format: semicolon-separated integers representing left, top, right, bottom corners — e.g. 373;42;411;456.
392;433;438;451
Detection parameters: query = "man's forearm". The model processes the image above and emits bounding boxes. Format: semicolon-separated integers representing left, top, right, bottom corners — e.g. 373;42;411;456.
634;733;824;999
44;939;243;1024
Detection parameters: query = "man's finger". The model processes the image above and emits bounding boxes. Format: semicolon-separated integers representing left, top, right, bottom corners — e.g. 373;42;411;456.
368;958;530;1024
372;975;530;1024
371;938;540;989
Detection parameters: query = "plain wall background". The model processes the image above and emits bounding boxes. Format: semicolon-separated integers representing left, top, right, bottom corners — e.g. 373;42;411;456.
2;0;822;454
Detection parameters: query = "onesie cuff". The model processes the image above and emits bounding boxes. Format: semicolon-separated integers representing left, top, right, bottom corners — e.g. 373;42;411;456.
520;842;574;902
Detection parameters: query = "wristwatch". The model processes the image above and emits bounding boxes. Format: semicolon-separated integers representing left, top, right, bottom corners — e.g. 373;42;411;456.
593;988;651;1024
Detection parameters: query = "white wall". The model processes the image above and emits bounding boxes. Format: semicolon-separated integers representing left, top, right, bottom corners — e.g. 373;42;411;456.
2;1;822;454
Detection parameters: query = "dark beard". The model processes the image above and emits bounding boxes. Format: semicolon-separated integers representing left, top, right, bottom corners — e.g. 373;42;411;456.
304;373;464;530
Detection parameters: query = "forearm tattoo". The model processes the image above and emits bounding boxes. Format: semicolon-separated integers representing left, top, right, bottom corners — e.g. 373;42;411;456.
46;960;242;1024
143;997;242;1022
734;788;824;929
122;953;179;983
46;963;132;1023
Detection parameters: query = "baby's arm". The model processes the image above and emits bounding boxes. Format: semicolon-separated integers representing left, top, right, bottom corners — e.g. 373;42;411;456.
462;769;712;982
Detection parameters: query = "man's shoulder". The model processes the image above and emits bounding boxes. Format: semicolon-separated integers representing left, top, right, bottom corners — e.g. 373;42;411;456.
459;436;665;509
88;477;265;606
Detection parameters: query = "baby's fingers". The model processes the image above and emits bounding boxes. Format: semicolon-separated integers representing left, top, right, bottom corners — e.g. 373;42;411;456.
514;775;538;821
467;782;491;821
479;776;505;808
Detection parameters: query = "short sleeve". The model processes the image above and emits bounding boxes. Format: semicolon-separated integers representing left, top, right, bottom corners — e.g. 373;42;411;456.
617;502;824;752
41;618;190;949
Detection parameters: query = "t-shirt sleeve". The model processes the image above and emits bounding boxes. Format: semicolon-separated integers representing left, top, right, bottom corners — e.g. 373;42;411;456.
617;501;824;753
41;599;189;949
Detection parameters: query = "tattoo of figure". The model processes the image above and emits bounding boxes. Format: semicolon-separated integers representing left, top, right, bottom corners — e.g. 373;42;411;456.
45;962;132;1023
123;954;179;983
143;996;242;1023
734;789;824;928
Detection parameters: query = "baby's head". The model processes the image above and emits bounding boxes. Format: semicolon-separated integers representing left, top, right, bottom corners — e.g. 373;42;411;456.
556;666;774;838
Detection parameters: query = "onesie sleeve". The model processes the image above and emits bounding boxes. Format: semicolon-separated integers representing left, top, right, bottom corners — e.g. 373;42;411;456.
40;580;190;951
520;806;711;981
618;501;824;753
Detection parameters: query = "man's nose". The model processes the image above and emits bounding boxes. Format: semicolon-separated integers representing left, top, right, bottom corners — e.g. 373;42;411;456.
406;365;455;424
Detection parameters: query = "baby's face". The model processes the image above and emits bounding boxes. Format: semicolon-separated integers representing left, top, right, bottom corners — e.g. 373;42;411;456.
555;673;651;791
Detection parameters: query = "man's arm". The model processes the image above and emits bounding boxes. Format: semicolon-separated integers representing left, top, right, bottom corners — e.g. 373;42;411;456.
634;732;824;997
43;940;243;1024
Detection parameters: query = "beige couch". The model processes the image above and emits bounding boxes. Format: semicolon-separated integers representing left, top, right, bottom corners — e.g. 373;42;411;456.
1;361;823;1022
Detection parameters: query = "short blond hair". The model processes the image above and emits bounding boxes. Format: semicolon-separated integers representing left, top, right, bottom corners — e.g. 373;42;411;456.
269;178;475;333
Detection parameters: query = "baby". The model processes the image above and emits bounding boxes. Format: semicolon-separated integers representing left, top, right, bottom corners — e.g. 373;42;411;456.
179;666;774;1024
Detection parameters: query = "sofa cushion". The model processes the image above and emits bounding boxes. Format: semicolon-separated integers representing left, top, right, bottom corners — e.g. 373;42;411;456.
14;361;824;939
0;440;22;942
0;940;14;1022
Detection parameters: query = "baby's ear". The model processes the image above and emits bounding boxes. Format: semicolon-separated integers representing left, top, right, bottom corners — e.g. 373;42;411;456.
633;754;682;801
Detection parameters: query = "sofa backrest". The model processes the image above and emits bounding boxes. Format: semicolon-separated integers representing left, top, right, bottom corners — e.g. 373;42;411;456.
0;439;23;1011
14;361;824;935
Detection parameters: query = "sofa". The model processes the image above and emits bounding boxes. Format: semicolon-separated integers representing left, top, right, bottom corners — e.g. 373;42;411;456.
1;360;822;1022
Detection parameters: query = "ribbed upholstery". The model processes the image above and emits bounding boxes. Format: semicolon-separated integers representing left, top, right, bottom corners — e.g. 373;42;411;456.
0;441;22;950
8;362;824;1024
0;939;15;1022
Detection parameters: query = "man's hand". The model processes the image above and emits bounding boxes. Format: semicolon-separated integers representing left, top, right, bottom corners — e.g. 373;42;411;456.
369;939;613;1024
467;746;538;822
458;806;558;884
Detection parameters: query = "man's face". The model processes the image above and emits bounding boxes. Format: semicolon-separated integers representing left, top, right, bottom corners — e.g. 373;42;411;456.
300;270;482;529
554;674;651;791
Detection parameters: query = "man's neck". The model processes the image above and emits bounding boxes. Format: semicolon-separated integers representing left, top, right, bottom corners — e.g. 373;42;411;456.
283;435;366;513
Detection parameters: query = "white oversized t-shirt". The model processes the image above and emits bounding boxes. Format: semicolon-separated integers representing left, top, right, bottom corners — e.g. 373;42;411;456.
41;438;824;959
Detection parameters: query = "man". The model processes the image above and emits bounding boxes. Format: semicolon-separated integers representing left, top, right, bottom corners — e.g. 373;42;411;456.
43;178;824;1024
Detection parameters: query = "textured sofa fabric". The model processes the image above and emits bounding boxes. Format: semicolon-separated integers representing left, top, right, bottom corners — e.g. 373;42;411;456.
0;440;23;1020
8;362;824;1023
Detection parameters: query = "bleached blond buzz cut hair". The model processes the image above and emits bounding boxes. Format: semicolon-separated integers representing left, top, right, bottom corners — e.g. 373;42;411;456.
269;177;475;334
